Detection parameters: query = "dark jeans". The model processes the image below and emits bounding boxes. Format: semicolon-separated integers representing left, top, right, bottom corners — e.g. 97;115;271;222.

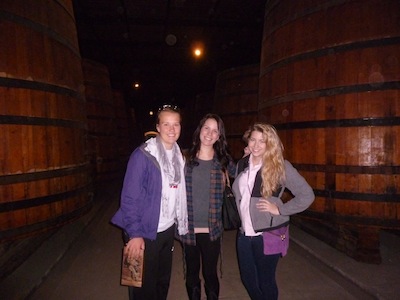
129;225;175;300
237;232;280;300
184;234;221;298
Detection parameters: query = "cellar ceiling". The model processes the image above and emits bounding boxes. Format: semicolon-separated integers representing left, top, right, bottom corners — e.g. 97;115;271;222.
72;0;266;109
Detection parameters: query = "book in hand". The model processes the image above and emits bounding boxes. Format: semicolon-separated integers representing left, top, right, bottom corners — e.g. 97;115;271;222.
121;246;144;287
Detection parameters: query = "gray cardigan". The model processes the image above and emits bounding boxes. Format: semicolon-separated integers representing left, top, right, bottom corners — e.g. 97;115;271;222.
232;158;315;232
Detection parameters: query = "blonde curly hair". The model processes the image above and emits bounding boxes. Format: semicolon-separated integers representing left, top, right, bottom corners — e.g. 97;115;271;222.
245;123;286;198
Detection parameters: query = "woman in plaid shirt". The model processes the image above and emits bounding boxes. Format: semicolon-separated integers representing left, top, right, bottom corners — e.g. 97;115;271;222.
180;114;235;300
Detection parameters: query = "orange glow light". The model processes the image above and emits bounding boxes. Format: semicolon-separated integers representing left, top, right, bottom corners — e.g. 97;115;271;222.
194;48;202;57
191;41;204;59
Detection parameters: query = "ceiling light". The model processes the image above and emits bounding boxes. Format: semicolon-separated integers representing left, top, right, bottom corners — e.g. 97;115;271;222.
165;34;177;46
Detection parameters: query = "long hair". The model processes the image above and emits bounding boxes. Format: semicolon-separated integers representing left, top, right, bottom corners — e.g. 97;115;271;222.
188;113;232;169
246;123;286;198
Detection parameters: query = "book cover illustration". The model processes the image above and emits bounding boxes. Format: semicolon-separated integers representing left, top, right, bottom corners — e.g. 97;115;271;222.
121;247;144;287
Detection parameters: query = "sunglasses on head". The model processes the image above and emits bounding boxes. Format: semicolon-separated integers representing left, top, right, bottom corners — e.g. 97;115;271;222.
158;104;180;112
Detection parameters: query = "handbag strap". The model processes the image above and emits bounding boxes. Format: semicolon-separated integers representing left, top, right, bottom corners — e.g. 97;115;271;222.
224;170;231;188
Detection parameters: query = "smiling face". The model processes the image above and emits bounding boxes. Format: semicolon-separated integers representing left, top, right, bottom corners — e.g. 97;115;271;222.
156;110;181;149
247;130;267;163
200;118;220;148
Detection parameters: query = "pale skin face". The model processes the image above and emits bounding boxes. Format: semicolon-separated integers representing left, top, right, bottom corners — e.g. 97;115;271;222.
247;130;267;164
125;110;181;259
156;110;181;150
200;118;220;149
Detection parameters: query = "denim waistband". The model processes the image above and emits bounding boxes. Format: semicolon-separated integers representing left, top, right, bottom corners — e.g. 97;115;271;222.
239;231;263;239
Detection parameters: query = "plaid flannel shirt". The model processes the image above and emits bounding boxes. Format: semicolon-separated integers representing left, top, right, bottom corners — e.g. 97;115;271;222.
180;157;235;245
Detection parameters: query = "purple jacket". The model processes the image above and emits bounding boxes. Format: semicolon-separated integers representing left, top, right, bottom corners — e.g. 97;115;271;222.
111;143;162;241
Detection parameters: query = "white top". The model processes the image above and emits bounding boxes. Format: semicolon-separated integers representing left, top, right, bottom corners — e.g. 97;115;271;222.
158;148;177;232
238;158;262;237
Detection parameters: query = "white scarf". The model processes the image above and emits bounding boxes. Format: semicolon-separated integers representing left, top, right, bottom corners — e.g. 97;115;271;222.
145;137;188;235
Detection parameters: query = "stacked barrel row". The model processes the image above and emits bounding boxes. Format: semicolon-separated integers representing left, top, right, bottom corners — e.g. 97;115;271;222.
259;0;400;263
181;92;215;148
113;90;136;169
82;59;123;183
214;65;260;160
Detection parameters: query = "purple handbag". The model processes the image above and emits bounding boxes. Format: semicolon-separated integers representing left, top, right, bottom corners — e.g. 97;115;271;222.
262;225;289;257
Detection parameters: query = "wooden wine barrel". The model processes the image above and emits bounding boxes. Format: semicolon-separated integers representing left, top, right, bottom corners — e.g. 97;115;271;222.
113;90;137;169
82;59;120;183
214;64;259;160
259;0;400;263
0;1;92;241
181;92;215;148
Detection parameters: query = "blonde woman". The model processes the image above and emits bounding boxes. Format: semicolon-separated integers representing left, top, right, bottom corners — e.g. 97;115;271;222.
232;123;314;300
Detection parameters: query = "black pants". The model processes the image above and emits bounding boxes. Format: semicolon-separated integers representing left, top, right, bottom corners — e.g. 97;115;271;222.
129;225;175;300
184;234;220;298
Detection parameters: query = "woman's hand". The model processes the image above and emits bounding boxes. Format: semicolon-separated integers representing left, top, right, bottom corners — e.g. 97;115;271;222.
256;199;280;215
124;237;145;260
